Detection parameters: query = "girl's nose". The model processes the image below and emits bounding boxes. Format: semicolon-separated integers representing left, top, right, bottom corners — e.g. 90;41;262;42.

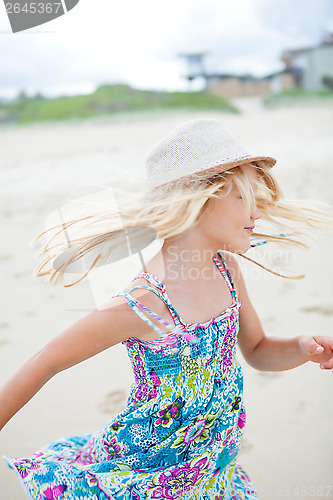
251;205;262;220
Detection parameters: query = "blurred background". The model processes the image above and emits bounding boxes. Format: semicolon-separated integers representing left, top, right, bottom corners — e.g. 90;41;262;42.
0;1;333;499
0;0;333;118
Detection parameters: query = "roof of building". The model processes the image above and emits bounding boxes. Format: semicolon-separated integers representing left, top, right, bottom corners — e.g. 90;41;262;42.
282;32;333;61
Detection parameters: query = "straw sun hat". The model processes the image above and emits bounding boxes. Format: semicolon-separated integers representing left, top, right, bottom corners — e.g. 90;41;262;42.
145;118;276;189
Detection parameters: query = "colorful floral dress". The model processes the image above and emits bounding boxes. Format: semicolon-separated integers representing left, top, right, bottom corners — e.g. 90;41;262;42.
4;250;257;500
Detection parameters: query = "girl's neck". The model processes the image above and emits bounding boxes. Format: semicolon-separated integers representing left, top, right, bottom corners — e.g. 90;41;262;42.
147;230;221;285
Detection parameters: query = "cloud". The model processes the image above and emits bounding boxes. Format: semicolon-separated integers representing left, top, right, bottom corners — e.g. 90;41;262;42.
0;0;332;97
139;0;332;77
255;0;333;44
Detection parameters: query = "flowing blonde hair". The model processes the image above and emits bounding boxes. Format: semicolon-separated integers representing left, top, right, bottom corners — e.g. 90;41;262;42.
30;161;333;286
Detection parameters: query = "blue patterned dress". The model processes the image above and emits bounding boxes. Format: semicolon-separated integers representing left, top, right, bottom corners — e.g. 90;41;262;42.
4;251;257;500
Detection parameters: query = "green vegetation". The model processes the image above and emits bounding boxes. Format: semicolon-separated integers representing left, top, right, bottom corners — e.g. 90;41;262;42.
263;88;333;107
0;84;239;125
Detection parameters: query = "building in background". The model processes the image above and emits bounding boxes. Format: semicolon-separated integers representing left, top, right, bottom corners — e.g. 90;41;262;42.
207;69;299;98
180;33;333;98
281;32;333;90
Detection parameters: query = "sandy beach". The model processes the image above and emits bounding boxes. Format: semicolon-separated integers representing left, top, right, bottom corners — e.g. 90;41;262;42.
0;98;333;499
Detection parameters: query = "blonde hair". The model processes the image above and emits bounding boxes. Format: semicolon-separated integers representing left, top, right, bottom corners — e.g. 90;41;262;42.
30;161;333;286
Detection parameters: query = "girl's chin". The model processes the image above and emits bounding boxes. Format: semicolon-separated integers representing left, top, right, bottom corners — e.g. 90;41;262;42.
242;241;252;252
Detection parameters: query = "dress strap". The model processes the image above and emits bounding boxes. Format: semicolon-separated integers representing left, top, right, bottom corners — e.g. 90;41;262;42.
132;251;239;329
113;285;197;345
213;250;238;303
130;271;185;329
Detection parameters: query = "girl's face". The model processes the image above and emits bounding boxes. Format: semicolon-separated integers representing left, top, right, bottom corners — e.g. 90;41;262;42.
199;163;262;253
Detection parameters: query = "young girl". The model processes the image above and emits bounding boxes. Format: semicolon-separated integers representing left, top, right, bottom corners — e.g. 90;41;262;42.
1;118;333;500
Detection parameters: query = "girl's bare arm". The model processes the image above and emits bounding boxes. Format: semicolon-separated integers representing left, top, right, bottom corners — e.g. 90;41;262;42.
227;254;327;371
0;293;161;431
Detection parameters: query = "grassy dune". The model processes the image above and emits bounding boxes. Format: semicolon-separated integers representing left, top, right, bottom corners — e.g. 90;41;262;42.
0;84;239;124
263;88;333;107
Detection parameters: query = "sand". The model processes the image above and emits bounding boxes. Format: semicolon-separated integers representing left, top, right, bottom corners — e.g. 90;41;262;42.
0;99;333;499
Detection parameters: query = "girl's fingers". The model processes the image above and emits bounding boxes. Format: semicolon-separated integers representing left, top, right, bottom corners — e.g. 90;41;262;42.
319;360;333;370
313;335;333;352
304;339;324;354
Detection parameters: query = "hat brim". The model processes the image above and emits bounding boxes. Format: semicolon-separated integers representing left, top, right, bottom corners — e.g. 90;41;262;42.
152;155;276;189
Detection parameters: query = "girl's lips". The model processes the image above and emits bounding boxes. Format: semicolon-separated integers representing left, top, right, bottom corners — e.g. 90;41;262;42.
244;227;254;233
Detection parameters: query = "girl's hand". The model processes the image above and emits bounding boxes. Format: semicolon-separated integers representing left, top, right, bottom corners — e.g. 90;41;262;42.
298;335;333;370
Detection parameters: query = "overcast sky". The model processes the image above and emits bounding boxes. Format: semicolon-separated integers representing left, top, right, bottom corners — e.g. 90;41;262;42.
0;0;332;99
